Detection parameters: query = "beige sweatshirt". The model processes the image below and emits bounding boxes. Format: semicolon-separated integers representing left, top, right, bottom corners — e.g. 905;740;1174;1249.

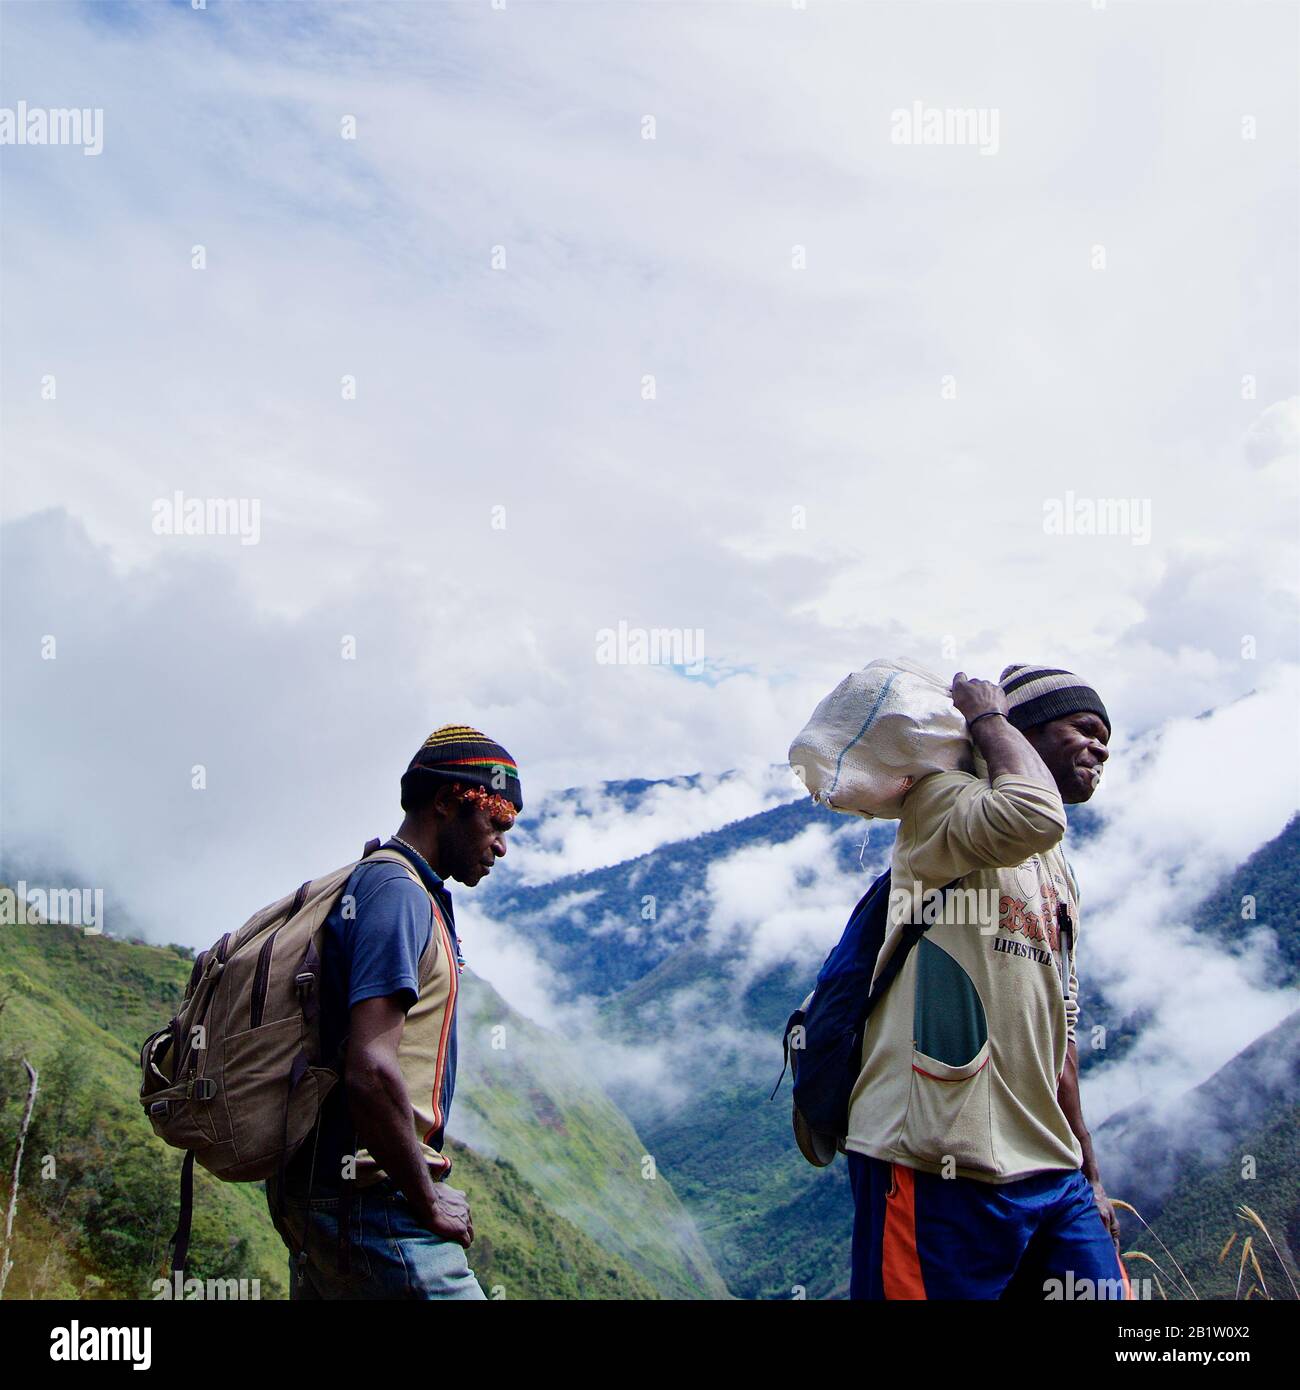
844;760;1083;1182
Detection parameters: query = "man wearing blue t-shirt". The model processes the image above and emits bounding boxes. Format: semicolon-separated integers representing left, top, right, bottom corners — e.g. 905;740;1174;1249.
266;725;522;1300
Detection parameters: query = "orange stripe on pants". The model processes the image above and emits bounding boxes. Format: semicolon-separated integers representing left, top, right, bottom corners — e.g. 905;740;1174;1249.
882;1164;927;1300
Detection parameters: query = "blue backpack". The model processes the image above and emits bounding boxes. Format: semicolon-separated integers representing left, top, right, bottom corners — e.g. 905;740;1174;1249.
778;869;954;1164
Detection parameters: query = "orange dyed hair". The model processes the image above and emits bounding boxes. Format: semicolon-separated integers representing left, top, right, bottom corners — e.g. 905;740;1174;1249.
452;783;518;826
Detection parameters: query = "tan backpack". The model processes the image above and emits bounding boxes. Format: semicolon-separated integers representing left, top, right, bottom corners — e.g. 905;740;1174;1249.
138;839;426;1273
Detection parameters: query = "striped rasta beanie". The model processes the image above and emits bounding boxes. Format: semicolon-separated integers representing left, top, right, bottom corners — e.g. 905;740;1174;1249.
998;665;1111;737
400;725;523;812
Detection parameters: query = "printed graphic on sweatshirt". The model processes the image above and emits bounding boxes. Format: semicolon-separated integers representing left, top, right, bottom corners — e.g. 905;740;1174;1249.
988;856;1071;975
991;936;1054;967
997;856;1064;951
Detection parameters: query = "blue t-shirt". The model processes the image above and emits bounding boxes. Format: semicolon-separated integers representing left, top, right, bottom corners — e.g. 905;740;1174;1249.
285;841;459;1192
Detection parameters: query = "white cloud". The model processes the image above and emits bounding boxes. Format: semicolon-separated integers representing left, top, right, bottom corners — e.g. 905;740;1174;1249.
455;910;571;1036
3;2;1295;765
507;765;802;885
1073;667;1300;1121
703;823;875;983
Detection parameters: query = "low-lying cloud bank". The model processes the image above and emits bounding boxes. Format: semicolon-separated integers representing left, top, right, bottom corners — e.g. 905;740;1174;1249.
3;506;1297;1139
1067;666;1300;1120
461;668;1300;1132
503;764;804;886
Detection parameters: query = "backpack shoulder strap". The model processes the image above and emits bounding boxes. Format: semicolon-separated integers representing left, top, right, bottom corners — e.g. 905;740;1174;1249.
360;848;451;934
361;848;424;882
864;875;962;1010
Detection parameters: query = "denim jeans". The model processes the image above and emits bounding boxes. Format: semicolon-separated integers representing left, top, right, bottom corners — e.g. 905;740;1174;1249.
265;1177;487;1300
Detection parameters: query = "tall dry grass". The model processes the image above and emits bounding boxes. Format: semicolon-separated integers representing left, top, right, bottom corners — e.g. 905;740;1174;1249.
1113;1197;1298;1300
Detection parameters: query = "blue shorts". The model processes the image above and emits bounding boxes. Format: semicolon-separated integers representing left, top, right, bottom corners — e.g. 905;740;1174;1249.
266;1177;487;1301
847;1154;1130;1300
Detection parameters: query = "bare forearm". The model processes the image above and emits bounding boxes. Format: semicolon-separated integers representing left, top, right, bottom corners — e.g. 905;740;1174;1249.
346;1055;439;1219
1056;1042;1099;1181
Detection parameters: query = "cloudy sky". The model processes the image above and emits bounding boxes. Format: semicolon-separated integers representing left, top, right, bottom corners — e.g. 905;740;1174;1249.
2;0;1297;992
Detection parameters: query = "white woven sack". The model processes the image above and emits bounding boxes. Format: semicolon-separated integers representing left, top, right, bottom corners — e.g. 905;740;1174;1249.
789;658;973;819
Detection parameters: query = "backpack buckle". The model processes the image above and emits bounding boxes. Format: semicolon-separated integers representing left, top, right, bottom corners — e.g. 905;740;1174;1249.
294;972;316;996
189;1077;217;1101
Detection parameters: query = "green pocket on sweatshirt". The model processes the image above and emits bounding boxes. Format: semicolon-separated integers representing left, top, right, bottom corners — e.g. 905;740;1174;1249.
912;937;988;1068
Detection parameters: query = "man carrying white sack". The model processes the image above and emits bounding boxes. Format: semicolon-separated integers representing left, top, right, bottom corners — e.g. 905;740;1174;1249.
845;664;1130;1300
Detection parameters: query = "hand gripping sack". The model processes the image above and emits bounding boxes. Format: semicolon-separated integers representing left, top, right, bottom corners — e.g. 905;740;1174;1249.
788;658;972;819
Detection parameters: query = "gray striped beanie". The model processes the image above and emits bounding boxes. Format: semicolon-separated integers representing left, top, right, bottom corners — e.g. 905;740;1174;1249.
998;665;1111;736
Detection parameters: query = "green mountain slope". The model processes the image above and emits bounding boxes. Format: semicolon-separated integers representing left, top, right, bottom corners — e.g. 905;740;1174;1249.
639;1078;851;1300
1106;1010;1300;1300
592;936;857;1299
1127;1103;1299;1300
0;920;670;1299
453;970;729;1299
0;921;288;1297
435;1140;661;1300
1191;815;1300;985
